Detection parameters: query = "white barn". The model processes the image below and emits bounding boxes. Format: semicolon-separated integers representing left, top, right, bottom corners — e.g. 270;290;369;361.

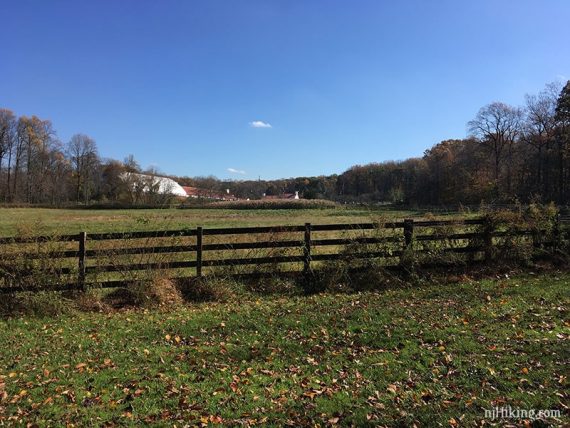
120;173;188;197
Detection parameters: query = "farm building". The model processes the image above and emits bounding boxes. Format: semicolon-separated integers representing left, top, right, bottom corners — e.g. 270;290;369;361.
120;174;240;200
182;186;237;200
120;173;188;197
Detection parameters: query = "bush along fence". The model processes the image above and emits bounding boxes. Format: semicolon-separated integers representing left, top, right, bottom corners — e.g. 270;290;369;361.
0;213;568;294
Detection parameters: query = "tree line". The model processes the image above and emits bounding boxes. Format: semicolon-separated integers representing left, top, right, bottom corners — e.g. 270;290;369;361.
0;114;173;206
335;81;570;206
181;80;570;206
1;80;569;207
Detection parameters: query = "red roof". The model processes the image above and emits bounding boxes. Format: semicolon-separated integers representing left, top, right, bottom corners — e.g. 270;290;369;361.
181;186;200;196
181;186;236;200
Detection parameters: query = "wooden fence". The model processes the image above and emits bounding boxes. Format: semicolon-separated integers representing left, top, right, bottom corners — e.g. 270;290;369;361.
0;216;568;293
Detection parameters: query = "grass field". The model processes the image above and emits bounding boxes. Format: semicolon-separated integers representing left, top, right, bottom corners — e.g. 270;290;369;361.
0;206;458;236
0;273;568;426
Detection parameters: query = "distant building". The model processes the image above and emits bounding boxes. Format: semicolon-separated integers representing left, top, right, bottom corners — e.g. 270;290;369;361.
120;173;188;197
181;186;237;200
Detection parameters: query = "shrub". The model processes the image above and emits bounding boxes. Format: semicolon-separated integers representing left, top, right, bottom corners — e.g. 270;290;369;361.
180;199;339;210
311;258;399;293
133;277;183;307
0;291;74;318
73;290;110;313
101;277;183;309
176;277;239;302
474;203;561;266
243;275;300;295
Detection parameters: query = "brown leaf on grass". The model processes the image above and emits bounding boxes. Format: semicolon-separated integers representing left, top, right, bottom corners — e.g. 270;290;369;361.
387;384;398;394
61;390;76;403
200;415;223;425
303;390;317;399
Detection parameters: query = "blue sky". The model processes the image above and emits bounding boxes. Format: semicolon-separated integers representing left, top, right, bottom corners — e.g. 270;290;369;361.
1;1;568;180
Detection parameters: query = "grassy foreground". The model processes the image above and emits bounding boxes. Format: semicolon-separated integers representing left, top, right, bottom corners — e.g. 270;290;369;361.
1;273;568;426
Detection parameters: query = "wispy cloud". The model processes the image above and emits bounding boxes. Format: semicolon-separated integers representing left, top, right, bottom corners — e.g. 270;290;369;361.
249;120;272;128
227;168;246;175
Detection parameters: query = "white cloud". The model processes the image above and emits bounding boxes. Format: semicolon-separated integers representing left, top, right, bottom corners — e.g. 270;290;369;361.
249;120;272;128
227;168;246;175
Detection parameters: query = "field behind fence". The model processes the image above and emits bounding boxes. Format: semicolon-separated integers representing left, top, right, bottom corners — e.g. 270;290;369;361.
1;214;568;293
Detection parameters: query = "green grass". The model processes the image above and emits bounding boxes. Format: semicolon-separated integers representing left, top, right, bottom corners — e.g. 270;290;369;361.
0;273;568;426
0;206;446;236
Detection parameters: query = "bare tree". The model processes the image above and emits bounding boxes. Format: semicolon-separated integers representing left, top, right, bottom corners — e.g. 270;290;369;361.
123;154;141;173
11;117;30;201
46;143;71;205
0;109;17;201
19;116;55;203
67;134;99;204
468;102;523;195
143;167;176;206
554;80;570;202
522;82;561;198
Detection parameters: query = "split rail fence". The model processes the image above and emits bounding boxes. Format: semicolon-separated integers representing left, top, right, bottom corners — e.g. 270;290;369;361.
0;216;568;293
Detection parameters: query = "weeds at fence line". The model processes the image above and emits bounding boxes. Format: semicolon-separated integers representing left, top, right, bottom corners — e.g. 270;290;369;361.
178;276;252;303
192;229;303;297
308;223;405;293
0;291;75;317
0;224;74;292
476;203;563;266
0;204;568;316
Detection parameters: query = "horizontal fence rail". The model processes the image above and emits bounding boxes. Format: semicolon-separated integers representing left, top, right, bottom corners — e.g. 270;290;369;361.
0;216;568;293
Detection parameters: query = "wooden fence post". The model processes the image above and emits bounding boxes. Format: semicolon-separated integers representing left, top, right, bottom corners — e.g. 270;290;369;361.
403;219;414;249
78;232;87;291
553;213;561;252
483;216;494;262
196;226;203;277
303;223;312;275
302;222;314;293
400;219;415;271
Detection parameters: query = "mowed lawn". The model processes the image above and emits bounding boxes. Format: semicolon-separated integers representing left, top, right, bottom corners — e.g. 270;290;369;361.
0;273;568;426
